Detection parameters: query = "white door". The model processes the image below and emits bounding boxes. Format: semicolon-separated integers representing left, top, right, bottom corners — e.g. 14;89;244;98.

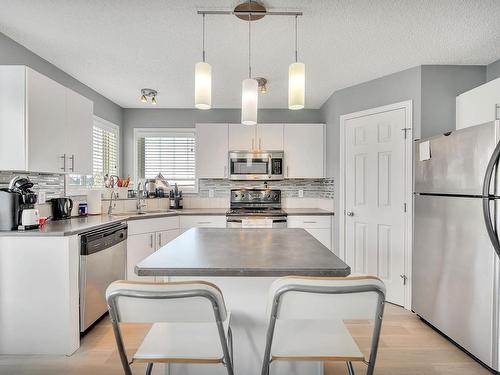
284;124;325;178
66;88;93;175
256;124;283;150
228;124;256;150
26;68;67;173
126;232;156;281
344;107;407;306
196;123;228;178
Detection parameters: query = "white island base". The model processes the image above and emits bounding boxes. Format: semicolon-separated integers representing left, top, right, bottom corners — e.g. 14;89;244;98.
152;276;324;375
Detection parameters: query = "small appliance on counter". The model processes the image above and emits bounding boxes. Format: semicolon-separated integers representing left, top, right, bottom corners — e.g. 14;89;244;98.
50;197;73;220
0;176;39;231
169;184;183;209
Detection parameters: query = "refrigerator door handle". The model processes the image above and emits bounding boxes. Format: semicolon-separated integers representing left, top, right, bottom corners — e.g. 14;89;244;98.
482;140;500;258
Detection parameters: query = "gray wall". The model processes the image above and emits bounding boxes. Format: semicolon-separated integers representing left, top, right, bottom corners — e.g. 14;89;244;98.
487;58;500;82
122;108;323;177
421;65;485;138
0;32;123;126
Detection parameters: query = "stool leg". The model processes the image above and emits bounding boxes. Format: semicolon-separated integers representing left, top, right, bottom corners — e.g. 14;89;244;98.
346;361;356;375
145;363;154;375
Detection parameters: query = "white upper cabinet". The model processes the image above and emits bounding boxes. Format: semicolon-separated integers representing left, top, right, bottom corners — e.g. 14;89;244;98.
284;124;325;178
0;66;94;174
65;88;93;175
228;123;256;150
256;124;283;150
196;123;229;178
456;77;500;130
229;123;284;151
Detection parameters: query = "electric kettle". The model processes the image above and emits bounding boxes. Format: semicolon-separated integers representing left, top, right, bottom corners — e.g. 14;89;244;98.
50;197;73;220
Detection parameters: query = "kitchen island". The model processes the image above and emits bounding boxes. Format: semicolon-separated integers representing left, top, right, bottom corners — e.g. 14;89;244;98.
136;228;350;375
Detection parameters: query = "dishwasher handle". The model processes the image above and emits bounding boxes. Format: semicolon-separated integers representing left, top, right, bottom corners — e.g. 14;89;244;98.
80;223;128;256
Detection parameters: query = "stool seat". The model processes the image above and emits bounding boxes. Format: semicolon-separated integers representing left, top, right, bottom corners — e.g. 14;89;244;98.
133;319;231;364
271;319;364;362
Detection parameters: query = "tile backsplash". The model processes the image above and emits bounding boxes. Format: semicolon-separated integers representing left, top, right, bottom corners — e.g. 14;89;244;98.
197;178;334;199
0;171;64;200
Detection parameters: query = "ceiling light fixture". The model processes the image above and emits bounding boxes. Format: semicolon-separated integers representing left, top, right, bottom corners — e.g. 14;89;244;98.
241;12;258;125
255;77;268;94
288;15;305;110
140;88;158;104
195;13;212;110
196;2;304;115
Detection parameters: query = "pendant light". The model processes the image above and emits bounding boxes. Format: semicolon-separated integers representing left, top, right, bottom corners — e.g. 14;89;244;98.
195;14;212;110
241;14;258;125
288;15;305;110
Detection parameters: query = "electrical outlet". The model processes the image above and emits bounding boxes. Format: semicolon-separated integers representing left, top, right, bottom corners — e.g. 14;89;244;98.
209;189;215;198
38;191;46;204
298;190;304;198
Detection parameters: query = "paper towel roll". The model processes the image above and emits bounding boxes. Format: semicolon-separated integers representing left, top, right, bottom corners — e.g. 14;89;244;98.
87;190;102;215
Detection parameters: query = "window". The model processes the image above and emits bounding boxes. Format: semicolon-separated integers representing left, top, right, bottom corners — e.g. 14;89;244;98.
67;117;119;188
92;121;119;185
135;129;196;190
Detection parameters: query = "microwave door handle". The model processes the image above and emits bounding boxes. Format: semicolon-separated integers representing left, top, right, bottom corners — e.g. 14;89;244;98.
268;155;272;176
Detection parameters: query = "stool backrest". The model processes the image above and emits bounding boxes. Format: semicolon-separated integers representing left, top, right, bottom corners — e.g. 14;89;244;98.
106;280;227;323
268;276;386;320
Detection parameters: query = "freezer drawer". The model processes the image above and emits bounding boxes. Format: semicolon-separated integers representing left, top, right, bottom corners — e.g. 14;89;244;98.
415;121;498;196
413;194;498;368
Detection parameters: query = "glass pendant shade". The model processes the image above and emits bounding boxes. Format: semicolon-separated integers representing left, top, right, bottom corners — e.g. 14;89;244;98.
241;78;258;125
288;62;305;110
195;62;212;110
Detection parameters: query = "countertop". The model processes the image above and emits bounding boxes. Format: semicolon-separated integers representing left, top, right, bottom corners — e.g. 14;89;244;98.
0;208;333;237
136;228;349;277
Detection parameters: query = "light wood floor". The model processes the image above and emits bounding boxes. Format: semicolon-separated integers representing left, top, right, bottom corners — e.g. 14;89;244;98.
0;304;490;375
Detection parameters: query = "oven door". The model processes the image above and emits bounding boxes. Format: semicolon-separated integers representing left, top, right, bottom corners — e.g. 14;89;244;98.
226;216;287;228
229;151;271;180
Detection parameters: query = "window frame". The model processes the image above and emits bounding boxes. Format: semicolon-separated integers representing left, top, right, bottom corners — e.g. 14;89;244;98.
133;127;197;193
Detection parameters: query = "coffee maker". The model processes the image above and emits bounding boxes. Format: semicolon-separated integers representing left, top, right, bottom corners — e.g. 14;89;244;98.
0;176;39;231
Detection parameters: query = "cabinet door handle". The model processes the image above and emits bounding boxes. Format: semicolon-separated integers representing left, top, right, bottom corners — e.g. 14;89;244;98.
286;166;289;177
158;233;162;246
252;138;255;150
69;154;75;172
60;154;66;171
198;221;212;224
259;138;262;150
150;234;154;248
303;221;317;224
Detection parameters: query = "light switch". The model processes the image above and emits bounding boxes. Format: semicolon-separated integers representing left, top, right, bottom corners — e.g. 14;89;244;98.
38;191;46;204
298;190;304;198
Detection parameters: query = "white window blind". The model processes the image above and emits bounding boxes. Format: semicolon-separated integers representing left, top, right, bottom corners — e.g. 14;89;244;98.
93;124;118;186
136;131;196;189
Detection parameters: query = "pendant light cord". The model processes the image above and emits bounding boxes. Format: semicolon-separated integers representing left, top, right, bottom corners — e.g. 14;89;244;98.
248;16;252;78
202;14;206;62
294;15;298;62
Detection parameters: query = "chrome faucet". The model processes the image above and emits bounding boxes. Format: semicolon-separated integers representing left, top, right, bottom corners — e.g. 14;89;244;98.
108;191;118;215
136;182;147;213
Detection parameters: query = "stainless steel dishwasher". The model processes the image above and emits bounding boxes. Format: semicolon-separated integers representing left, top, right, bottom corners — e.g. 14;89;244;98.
79;222;127;332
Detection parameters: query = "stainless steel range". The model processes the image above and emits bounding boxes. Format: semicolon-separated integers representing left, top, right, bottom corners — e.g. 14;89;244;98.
226;188;287;228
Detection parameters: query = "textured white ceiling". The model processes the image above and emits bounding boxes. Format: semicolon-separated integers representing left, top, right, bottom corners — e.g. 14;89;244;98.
0;0;499;109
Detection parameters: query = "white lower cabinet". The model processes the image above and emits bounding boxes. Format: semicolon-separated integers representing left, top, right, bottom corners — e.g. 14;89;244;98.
287;215;332;250
126;217;180;281
179;215;227;233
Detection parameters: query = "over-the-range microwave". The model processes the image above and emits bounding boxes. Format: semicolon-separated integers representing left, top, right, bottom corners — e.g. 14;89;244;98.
228;151;284;180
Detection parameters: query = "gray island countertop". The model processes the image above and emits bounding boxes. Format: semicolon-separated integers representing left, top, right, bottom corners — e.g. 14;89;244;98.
136;228;350;277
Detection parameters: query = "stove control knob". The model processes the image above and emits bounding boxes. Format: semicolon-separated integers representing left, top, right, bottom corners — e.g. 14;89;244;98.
273;193;278;199
267;194;271;199
241;193;245;199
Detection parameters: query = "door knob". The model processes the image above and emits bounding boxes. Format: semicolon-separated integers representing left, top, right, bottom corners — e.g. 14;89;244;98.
346;211;354;216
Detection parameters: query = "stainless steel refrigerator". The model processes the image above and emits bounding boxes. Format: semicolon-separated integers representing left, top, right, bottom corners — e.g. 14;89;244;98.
414;120;500;371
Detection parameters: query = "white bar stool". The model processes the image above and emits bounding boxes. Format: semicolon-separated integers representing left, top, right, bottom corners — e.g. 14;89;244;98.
106;280;234;375
260;276;386;375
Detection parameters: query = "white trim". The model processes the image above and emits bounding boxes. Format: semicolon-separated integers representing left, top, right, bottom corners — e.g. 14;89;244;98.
133;127;198;193
339;100;413;310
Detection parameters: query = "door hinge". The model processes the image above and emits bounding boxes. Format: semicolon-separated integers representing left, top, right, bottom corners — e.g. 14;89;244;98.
403;203;407;212
401;127;411;139
400;274;408;285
